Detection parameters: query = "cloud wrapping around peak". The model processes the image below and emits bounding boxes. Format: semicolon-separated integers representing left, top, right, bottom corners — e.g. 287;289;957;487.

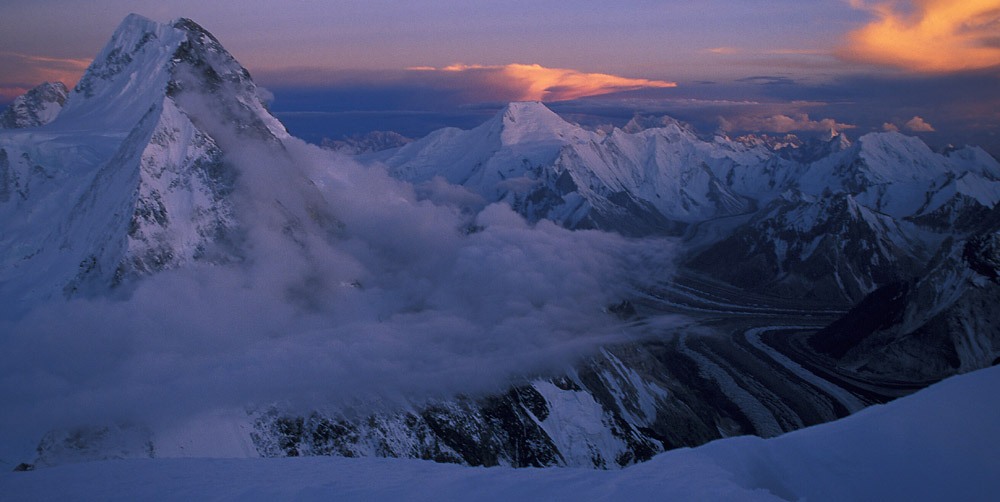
0;137;681;449
842;0;1000;72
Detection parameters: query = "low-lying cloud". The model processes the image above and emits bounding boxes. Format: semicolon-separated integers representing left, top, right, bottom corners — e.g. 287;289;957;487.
719;113;856;133
0;134;680;451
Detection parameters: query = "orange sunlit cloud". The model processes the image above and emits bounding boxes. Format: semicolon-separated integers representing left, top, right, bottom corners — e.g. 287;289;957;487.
904;115;936;131
412;63;677;102
882;116;936;132
720;113;856;133
0;52;91;101
843;0;1000;72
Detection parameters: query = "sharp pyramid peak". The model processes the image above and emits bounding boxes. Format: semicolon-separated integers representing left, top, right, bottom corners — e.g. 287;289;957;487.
501;100;557;116
489;101;582;144
170;17;222;42
57;14;285;140
113;12;160;34
103;13;211;44
59;15;188;128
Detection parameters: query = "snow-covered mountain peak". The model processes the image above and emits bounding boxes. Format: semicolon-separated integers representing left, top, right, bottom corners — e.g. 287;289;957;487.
0;82;68;129
621;114;696;136
733;132;803;151
945;145;1000;180
499;101;559;122
826;129;852;150
852;131;949;182
59;14;186;130
0;14;295;306
492;101;587;145
57;14;285;140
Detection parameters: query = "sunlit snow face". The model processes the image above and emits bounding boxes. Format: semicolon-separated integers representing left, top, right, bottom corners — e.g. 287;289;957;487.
0;135;681;441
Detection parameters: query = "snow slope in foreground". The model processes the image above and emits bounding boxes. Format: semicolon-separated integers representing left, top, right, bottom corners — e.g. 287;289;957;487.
3;365;998;501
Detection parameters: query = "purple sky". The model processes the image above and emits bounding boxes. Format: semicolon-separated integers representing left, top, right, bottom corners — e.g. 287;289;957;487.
0;1;868;83
1;1;998;152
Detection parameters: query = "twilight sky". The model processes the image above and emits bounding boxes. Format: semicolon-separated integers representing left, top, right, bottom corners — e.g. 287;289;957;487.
1;0;998;152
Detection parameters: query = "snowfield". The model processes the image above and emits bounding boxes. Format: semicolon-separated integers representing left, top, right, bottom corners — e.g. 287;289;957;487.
4;365;998;501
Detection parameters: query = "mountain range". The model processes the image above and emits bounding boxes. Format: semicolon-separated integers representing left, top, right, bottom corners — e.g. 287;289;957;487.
1;14;998;474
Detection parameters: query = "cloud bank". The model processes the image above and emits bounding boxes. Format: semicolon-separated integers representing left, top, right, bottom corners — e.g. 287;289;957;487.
0;137;679;449
843;0;1000;72
719;113;856;133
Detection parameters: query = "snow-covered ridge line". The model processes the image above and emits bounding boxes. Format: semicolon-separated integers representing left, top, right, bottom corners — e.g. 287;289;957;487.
5;365;998;501
367;99;1000;303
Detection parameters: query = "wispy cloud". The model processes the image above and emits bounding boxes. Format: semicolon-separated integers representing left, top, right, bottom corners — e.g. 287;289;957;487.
842;0;1000;72
413;63;677;102
705;48;830;57
0;52;90;102
0;86;31;102
766;49;831;56
735;75;799;86
705;47;740;55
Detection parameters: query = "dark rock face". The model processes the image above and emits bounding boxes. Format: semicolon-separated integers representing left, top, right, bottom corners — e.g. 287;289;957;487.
166;18;285;146
0;82;68;129
809;282;912;358
809;228;1000;383
251;327;859;469
33;424;155;468
964;232;1000;283
688;192;920;305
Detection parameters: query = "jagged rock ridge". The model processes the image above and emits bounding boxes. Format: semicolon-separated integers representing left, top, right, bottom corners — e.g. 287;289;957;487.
0;82;68;129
